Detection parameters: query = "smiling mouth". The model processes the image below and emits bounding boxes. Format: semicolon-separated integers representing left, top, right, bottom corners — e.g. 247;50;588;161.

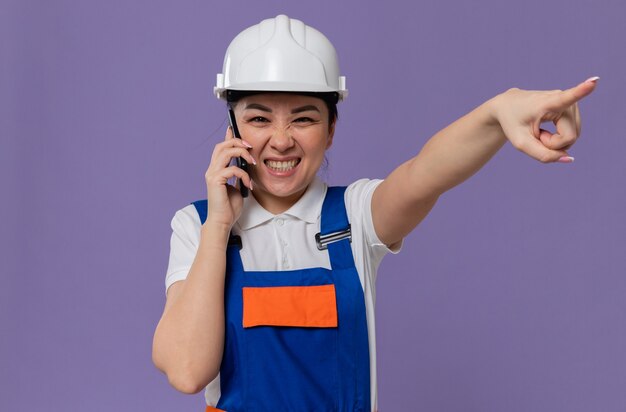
264;159;301;172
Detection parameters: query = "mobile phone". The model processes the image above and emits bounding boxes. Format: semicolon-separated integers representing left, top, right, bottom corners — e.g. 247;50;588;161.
227;108;249;198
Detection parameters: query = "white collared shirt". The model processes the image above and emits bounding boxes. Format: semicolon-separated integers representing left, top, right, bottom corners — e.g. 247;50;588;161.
165;177;401;411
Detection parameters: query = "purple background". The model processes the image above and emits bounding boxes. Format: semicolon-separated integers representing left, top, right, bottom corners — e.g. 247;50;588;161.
2;0;624;410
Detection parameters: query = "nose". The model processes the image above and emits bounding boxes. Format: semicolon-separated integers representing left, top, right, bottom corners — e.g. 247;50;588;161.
269;125;295;152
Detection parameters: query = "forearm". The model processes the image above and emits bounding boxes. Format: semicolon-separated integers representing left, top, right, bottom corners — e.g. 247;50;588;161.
152;222;229;393
408;94;506;198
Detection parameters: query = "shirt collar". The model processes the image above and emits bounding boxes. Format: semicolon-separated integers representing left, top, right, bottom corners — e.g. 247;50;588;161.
237;177;327;230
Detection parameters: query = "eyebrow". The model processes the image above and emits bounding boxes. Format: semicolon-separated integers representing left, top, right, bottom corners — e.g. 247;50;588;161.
244;103;272;112
290;105;320;114
243;103;321;114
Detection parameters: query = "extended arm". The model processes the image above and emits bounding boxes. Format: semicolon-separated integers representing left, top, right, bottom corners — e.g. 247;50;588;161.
372;78;598;246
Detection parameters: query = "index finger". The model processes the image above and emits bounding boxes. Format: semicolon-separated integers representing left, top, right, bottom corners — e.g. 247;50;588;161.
552;76;599;108
225;125;234;140
224;126;253;149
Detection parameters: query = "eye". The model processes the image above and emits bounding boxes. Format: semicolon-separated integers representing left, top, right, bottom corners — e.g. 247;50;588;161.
249;116;269;123
293;117;315;123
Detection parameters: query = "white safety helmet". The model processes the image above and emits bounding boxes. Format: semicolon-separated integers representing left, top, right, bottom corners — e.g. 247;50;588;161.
214;15;347;101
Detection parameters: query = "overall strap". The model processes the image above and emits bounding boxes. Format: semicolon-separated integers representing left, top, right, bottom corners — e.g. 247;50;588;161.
320;187;357;271
191;199;208;224
191;200;243;272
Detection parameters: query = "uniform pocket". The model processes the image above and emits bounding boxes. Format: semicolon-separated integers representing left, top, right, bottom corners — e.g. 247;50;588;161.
242;284;338;328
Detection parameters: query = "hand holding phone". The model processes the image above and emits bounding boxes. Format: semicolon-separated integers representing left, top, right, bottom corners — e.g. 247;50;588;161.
227;108;249;198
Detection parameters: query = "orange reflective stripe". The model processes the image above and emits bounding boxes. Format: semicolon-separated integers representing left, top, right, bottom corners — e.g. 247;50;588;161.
205;406;225;412
242;285;338;328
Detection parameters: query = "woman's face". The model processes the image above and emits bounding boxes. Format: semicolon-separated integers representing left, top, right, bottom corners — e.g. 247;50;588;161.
233;93;334;213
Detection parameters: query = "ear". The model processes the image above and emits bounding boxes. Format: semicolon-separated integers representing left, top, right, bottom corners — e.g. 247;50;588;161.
325;120;336;150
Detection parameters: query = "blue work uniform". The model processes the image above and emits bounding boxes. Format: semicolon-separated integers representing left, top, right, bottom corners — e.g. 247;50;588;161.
192;186;371;411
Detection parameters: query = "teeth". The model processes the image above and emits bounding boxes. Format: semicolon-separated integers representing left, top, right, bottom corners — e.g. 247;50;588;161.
265;159;298;171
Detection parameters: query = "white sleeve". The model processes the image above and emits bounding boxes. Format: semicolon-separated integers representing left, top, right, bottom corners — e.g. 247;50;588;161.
165;204;202;293
345;178;402;281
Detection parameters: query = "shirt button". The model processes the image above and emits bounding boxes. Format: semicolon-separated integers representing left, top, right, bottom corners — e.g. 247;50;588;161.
276;218;284;226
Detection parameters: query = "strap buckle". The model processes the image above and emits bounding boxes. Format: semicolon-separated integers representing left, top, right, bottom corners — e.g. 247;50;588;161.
228;235;242;250
315;226;352;251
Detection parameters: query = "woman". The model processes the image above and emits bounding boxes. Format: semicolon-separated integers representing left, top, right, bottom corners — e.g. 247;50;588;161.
152;15;597;411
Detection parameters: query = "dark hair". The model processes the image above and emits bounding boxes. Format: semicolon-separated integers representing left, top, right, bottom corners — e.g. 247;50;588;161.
226;90;338;132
